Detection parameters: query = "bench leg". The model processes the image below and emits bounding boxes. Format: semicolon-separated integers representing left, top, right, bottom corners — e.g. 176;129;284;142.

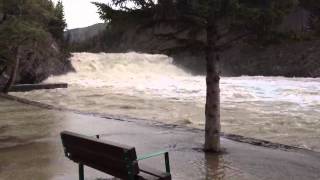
164;152;170;173
79;163;84;180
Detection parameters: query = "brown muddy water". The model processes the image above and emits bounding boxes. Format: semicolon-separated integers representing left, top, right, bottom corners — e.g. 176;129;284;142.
12;52;320;151
0;98;258;180
1;98;320;180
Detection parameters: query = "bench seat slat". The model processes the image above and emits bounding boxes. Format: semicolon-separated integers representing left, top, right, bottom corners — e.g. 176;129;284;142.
67;148;138;172
61;131;136;160
65;145;131;165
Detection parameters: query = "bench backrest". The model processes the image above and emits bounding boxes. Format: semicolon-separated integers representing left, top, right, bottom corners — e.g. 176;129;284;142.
61;131;139;180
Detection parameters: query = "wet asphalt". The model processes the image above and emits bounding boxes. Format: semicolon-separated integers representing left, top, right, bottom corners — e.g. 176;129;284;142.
1;96;320;180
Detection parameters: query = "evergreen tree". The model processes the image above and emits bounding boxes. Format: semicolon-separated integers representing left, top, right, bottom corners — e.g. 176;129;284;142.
49;0;67;41
95;0;296;152
301;0;320;35
0;0;69;91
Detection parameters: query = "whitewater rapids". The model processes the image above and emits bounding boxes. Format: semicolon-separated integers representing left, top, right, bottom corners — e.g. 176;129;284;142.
13;52;320;151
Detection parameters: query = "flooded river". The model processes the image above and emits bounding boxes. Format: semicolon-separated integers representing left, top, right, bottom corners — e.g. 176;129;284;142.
13;52;320;151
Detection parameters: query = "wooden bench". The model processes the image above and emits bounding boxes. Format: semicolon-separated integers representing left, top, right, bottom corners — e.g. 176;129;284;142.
60;131;172;180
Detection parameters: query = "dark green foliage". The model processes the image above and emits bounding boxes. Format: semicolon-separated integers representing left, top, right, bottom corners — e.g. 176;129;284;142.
0;18;48;57
93;1;154;25
0;0;67;68
0;0;70;86
94;0;299;51
95;0;155;11
49;0;67;41
301;0;320;35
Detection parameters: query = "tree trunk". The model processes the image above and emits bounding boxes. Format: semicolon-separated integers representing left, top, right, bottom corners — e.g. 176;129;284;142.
204;7;221;152
0;66;7;76
2;48;21;94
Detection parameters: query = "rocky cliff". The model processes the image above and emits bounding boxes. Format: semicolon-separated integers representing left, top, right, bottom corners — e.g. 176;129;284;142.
16;37;74;84
66;7;320;77
0;36;73;85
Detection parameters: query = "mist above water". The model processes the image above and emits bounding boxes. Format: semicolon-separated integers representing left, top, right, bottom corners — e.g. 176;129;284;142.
14;52;320;151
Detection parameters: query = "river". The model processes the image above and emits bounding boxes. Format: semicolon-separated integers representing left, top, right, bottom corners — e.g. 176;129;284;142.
13;52;320;151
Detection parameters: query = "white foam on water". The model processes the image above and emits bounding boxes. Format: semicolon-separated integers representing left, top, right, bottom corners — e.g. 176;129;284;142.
18;52;320;151
46;52;320;108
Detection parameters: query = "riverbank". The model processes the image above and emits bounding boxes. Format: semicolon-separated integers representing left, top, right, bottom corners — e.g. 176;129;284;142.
1;95;320;180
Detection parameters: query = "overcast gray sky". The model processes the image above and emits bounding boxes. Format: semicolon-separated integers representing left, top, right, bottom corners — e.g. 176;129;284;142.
53;0;107;29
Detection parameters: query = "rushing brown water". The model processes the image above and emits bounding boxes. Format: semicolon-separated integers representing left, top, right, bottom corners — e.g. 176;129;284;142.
13;52;320;151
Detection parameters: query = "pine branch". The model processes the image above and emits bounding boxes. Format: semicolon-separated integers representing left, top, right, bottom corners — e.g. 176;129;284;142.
0;13;7;25
0;66;7;77
216;32;251;51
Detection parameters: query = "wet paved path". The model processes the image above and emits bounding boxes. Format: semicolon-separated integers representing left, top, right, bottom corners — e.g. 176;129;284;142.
1;96;320;180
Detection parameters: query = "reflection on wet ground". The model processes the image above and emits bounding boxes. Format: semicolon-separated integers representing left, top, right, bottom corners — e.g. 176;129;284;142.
1;97;320;180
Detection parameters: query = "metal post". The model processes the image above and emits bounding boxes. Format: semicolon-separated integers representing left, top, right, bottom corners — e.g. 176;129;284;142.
79;163;84;180
164;152;170;173
124;155;134;180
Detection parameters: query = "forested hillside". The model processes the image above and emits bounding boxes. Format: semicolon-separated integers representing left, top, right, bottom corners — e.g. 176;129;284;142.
0;0;73;87
65;23;106;52
69;0;320;77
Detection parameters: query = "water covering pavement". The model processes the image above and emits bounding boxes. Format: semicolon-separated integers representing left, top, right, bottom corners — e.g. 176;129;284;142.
1;96;320;180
